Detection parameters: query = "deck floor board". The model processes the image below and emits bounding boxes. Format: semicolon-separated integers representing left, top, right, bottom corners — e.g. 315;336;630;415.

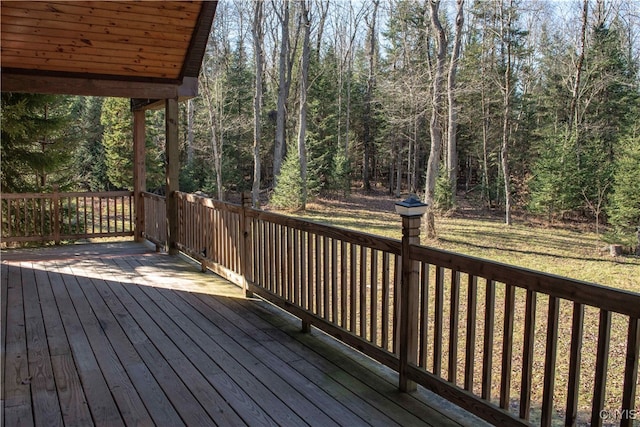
2;241;485;426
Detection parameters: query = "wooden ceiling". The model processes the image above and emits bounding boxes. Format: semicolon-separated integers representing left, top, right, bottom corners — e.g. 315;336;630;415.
1;1;217;99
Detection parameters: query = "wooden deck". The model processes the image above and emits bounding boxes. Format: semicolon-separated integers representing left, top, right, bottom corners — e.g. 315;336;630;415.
1;241;486;427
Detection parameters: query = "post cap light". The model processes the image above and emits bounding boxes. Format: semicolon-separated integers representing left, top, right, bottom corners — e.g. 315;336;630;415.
395;195;428;217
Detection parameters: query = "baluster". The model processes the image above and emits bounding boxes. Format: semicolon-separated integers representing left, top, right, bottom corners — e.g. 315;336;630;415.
370;249;378;344
464;275;478;392
500;284;516;409
331;238;338;323
287;226;293;301
315;234;322;315
449;270;461;385
565;302;584;426
520;289;537;420
393;254;401;355
323;235;329;320
349;244;357;333
105;196;110;234
482;279;496;401
541;296;560;427
621;317;639;427
590;309;611;427
381;251;390;350
302;230;309;310
419;263;430;368
433;266;444;377
293;228;300;306
341;241;348;329
360;246;367;339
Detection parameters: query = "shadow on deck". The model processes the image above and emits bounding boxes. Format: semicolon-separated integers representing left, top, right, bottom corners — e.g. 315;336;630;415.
2;241;486;426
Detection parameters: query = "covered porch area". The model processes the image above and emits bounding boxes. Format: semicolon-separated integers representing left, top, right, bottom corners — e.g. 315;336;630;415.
2;241;479;426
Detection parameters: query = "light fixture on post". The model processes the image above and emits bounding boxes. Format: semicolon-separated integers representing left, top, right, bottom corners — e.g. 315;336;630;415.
395;194;428;217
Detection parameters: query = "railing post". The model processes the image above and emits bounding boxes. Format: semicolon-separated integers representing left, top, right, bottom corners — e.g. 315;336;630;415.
396;195;428;393
240;192;253;298
52;184;61;245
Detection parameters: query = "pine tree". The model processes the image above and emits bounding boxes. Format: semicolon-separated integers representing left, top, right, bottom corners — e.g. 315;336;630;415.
101;97;164;191
101;97;134;189
307;47;340;195
528;133;581;222
270;145;304;210
1;93;76;192
331;144;352;196
73;96;109;191
607;122;640;250
576;21;638;230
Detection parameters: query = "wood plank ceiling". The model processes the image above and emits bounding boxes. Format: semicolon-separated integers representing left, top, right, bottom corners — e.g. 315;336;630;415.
1;1;216;99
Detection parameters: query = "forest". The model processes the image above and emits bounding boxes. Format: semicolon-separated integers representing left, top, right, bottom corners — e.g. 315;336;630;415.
1;0;639;249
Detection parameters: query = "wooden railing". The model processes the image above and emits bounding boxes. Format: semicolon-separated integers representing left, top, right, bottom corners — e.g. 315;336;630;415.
141;191;166;249
405;245;640;427
151;191;639;427
1;190;134;244
173;192;244;283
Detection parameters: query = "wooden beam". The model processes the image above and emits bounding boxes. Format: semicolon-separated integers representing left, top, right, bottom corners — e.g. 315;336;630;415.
165;98;179;255
133;110;146;243
181;1;218;78
131;78;199;112
1;72;182;99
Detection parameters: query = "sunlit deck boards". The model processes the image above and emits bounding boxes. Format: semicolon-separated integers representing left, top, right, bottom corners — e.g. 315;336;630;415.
1;242;483;426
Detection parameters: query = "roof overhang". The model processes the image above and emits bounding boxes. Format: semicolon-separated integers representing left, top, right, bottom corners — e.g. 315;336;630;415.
1;1;216;101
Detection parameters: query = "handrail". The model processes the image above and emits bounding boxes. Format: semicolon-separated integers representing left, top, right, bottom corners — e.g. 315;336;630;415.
245;208;402;255
146;191;640;427
1;190;133;199
410;244;640;317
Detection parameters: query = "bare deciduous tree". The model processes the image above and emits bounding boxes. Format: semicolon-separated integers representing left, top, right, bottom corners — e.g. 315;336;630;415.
298;0;312;209
447;0;464;209
252;1;264;206
273;1;292;185
424;0;447;238
362;0;379;191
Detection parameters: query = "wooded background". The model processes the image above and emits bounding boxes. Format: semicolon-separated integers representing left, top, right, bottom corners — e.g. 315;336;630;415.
2;0;639;245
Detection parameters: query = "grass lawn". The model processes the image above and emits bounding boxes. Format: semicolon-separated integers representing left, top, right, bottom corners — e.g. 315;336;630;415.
287;190;640;293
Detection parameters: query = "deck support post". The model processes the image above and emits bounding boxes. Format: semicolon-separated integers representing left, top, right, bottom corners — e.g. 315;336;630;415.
165;98;179;255
133;109;146;243
396;196;427;393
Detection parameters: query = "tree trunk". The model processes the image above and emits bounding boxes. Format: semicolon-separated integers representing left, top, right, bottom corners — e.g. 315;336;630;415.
251;1;264;207
410;108;418;193
202;74;224;201
424;0;447;239
315;0;328;57
501;0;513;226
481;74;490;208
447;0;464;209
395;139;402;197
609;244;623;257
208;114;223;201
273;1;291;185
362;0;379;191
568;0;588;141
298;0;311;210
